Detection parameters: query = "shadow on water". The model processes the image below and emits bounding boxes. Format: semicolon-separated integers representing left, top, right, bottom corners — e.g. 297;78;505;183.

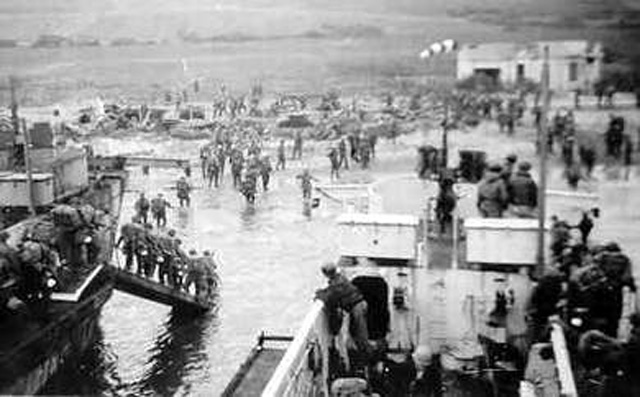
40;327;123;395
175;207;192;231
135;302;219;396
240;204;257;229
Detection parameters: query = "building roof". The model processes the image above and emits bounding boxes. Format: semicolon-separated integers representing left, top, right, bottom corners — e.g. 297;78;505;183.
458;42;521;62
459;40;602;62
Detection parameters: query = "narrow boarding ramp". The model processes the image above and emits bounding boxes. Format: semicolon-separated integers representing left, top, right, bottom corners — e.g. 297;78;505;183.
122;156;190;169
111;267;213;313
222;334;293;397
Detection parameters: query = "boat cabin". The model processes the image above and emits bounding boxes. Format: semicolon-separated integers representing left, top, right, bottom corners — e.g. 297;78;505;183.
255;212;546;396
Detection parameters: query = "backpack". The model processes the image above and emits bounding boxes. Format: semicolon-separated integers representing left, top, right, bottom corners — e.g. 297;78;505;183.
52;205;82;229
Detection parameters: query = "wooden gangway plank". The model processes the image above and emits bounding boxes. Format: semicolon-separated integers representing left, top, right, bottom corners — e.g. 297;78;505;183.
110;267;212;313
123;156;191;169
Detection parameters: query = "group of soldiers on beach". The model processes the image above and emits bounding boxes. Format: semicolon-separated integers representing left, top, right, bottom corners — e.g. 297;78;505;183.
117;219;218;301
327;129;378;180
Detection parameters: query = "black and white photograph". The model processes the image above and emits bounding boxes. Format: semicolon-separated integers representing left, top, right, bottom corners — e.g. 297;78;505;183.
0;0;639;395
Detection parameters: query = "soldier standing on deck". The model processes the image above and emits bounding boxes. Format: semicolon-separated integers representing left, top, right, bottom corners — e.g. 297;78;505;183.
338;137;349;170
292;130;303;160
151;193;171;228
259;156;273;191
202;250;218;297
206;154;220;188
117;221;138;273
606;114;625;160
217;144;227;180
368;131;378;160
276;139;286;171
200;145;209;180
477;163;508;218
231;150;244;188
134;193;150;224
328;146;340;180
348;133;359;163
359;138;371;169
296;168;318;200
502;154;518;182
315;262;371;368
176;177;191;208
507;162;538;218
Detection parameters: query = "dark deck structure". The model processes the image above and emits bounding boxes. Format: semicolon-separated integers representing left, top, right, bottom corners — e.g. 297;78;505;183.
111;267;213;313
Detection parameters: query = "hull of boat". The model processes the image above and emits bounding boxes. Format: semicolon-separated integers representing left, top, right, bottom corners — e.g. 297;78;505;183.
0;269;114;395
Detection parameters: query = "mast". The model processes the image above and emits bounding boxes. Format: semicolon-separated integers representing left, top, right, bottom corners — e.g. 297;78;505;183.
536;46;550;276
9;77;36;216
22;118;36;216
9;76;20;141
442;98;449;170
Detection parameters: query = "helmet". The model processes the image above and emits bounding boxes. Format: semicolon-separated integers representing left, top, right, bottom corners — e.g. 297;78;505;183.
321;261;337;278
518;161;532;171
488;163;502;173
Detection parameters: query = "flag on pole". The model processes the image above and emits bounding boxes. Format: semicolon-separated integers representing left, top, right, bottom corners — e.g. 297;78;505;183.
419;39;458;59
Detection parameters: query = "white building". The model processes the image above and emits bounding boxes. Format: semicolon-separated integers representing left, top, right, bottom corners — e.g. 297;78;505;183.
456;40;604;92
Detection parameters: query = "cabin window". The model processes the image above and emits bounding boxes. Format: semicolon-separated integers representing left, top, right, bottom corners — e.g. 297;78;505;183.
351;276;390;340
569;62;579;82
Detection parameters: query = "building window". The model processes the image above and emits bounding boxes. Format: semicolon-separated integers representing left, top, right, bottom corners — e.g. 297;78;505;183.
569;62;578;82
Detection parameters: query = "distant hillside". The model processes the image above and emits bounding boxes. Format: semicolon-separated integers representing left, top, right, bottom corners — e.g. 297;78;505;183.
446;0;640;66
0;0;637;105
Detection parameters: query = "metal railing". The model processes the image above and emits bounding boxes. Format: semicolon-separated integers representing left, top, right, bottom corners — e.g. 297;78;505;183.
550;322;578;397
262;300;328;397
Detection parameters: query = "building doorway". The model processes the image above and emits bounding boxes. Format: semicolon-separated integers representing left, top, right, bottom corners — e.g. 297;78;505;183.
473;68;500;84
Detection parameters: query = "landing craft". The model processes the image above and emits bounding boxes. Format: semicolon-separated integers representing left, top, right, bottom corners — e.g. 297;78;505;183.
225;173;635;396
0;81;221;393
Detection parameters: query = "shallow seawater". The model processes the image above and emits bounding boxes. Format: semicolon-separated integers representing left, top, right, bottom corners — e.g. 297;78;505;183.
43;137;343;396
